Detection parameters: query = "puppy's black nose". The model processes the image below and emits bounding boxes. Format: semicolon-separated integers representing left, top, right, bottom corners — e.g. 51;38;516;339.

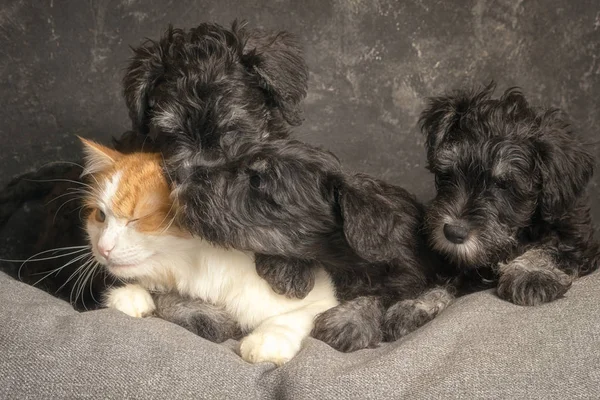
443;223;470;244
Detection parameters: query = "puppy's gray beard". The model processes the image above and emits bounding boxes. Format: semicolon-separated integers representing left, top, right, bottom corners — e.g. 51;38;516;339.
430;223;484;268
427;208;519;269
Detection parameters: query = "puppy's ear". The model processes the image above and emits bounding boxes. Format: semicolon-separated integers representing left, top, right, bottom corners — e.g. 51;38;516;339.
337;174;422;263
419;82;496;169
241;26;309;126
534;110;594;220
123;27;178;135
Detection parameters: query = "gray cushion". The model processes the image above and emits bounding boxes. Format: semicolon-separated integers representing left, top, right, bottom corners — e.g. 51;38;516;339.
1;270;598;399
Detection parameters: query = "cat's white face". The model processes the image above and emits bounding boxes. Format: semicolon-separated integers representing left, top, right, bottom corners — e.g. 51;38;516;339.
87;210;162;280
80;138;187;281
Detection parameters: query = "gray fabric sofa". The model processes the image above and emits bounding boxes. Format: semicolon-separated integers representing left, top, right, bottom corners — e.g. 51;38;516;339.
2;270;598;399
1;1;599;399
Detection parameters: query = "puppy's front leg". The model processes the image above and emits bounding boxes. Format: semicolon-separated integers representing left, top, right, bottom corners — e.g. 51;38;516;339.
497;248;573;306
152;292;244;343
312;296;384;352
255;254;316;299
383;286;454;341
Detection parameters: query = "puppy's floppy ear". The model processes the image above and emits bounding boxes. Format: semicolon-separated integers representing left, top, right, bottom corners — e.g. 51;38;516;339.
336;174;422;263
534;109;594;220
241;25;309;126
123;26;179;135
419;82;496;169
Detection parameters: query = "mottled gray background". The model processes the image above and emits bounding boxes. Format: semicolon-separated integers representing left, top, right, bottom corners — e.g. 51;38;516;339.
1;0;598;218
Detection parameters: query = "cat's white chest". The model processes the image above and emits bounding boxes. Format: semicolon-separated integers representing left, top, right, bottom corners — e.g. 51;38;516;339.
104;235;339;366
161;238;337;330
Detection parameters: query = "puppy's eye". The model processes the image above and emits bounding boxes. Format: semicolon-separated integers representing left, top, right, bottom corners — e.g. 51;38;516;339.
434;174;451;189
249;174;262;190
95;209;106;223
493;178;509;190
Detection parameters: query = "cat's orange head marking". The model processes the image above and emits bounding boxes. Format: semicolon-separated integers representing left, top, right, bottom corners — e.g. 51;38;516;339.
78;137;179;234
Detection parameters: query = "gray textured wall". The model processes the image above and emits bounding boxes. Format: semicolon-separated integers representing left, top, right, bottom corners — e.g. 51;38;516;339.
1;0;599;219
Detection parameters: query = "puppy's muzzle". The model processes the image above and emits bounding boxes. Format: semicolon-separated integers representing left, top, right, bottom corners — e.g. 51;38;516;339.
443;223;470;244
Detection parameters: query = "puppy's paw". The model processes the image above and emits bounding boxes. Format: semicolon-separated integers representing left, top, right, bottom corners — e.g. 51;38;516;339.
255;254;315;299
239;328;301;366
497;260;572;306
104;284;156;318
384;287;454;341
383;300;430;340
311;296;382;352
153;293;244;343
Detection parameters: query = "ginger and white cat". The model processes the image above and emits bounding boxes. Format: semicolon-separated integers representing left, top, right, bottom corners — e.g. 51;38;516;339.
79;138;338;365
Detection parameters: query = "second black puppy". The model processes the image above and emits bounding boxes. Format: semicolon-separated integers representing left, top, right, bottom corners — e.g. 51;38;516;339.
171;139;451;352
421;83;599;305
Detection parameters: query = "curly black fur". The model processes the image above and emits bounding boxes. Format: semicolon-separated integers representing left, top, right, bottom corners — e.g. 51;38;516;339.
152;292;244;342
167;137;448;351
420;83;599;305
383;287;454;340
311;296;384;352
123;20;308;169
255;254;316;299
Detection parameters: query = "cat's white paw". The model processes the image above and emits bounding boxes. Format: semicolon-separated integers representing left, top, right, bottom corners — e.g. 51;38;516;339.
104;284;156;318
239;327;302;366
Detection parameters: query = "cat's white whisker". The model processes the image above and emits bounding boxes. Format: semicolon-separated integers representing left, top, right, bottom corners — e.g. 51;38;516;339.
46;191;81;206
10;246;90;280
32;252;92;287
16;248;90;265
141;135;150;153
103;266;109;287
53;197;86;223
24;178;93;189
161;153;174;185
77;206;87;221
88;264;101;304
161;214;177;235
70;266;87;306
67;260;98;307
82;171;101;187
2;246;89;264
43;160;103;188
28;252;91;276
59;257;95;294
74;261;97;309
38;160;86;170
155;197;178;235
66;186;90;192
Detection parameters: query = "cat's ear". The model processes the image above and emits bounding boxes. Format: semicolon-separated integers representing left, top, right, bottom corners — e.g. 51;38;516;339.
78;137;121;176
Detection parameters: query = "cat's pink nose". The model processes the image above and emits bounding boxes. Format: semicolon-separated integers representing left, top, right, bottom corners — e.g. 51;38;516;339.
98;244;114;259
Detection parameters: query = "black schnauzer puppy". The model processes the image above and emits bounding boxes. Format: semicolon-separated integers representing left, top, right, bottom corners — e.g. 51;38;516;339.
170;138;451;352
420;83;599;306
122;21;451;351
122;20;308;156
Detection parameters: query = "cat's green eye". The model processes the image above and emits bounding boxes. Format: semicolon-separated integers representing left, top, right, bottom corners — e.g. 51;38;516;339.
95;209;106;223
